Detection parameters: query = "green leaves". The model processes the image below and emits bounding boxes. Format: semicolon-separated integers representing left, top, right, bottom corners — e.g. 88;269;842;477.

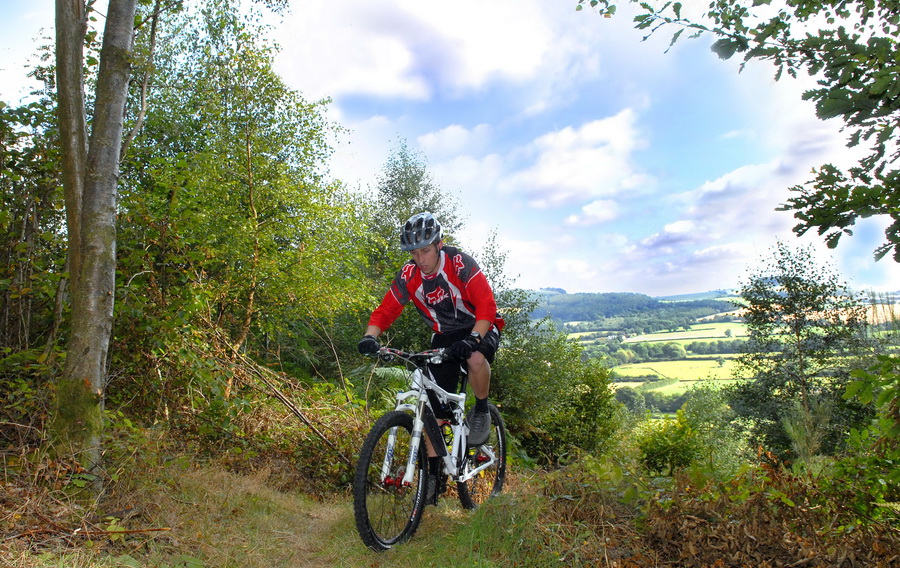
816;93;856;120
576;0;617;17
636;411;701;475
729;241;873;458
710;37;749;59
846;354;900;439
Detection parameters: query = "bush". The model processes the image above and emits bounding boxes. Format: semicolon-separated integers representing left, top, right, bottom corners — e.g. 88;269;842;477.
536;360;620;458
635;411;701;475
615;386;645;413
729;241;873;459
680;385;751;479
493;325;619;463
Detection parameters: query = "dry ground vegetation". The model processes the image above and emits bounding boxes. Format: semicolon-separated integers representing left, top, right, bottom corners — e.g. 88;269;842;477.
4;405;900;568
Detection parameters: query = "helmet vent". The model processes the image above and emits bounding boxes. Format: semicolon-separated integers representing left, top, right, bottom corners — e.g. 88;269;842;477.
400;212;442;251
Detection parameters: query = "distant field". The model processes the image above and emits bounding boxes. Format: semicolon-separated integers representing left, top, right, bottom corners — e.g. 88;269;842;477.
579;321;754;397
611;376;743;396
569;331;604;339
623;322;747;344
613;357;739;382
641;377;744;396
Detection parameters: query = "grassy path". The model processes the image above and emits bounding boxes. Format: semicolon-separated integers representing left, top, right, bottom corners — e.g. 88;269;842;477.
6;465;531;568
170;467;530;567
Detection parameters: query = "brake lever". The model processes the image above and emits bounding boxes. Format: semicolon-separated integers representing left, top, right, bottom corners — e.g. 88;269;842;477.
377;349;397;363
428;348;448;365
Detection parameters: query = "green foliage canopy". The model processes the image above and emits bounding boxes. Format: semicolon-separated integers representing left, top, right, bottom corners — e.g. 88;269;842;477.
110;0;374;414
728;241;872;457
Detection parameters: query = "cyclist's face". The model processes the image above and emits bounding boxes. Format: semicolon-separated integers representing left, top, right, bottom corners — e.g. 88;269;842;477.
410;243;441;274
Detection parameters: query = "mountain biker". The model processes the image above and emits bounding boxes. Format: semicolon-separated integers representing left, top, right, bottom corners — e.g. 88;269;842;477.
358;211;505;505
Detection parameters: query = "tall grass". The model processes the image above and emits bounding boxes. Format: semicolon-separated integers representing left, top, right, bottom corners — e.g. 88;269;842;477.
3;450;562;568
7;421;898;568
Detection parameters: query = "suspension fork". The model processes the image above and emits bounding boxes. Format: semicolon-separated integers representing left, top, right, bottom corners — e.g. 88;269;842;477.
379;426;400;482
400;396;430;486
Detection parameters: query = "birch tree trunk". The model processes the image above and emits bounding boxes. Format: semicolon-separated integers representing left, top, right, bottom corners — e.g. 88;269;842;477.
52;0;137;472
55;0;88;286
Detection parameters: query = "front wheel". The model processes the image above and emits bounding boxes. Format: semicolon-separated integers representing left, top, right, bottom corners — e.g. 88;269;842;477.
457;403;507;510
353;410;427;551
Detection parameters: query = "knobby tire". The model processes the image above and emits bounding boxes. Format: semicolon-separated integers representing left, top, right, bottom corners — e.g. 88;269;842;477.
353;410;427;551
457;403;507;510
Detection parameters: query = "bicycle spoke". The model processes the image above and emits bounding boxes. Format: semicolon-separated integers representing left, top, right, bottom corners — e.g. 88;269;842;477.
354;348;508;550
457;404;507;510
353;411;426;551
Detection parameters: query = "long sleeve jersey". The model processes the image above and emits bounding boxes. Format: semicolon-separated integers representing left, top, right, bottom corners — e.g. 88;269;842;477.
368;245;505;335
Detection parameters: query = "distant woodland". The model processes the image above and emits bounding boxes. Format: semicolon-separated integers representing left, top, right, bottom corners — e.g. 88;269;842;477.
531;290;738;335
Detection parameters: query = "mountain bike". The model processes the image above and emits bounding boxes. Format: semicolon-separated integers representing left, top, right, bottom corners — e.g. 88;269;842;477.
352;346;507;552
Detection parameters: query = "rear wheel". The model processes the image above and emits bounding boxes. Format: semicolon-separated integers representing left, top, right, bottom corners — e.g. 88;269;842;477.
457;404;507;510
353;411;427;551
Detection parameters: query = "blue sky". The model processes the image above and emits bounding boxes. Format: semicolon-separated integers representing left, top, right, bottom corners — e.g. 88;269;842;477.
4;0;900;296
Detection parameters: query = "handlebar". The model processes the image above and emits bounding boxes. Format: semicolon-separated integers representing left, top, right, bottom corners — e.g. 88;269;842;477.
370;347;448;365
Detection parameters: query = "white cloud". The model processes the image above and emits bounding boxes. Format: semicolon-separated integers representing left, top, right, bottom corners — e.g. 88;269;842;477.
499;109;650;206
665;220;696;234
497;236;557;288
432;153;505;202
271;0;900;296
3;0;896;299
690;243;754;264
637;220;698;255
565;200;619;226
273;0;554;101
327;113;402;191
418;124;492;158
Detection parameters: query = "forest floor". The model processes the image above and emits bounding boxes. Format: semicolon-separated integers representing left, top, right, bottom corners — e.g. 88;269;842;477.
2;454;544;568
4;445;900;567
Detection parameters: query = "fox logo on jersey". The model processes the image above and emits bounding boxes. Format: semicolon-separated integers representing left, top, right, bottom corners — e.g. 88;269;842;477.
452;254;465;274
425;287;448;305
400;263;417;281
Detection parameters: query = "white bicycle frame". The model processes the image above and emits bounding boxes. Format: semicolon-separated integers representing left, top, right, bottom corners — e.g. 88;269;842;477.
385;361;498;487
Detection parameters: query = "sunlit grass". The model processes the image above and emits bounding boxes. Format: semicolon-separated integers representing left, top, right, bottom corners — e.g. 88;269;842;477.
623;322;747;344
5;459;552;568
643;378;744;395
613;358;740;382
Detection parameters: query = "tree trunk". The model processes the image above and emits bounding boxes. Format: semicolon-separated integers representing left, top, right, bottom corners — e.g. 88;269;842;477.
55;0;88;290
226;130;259;397
52;0;138;472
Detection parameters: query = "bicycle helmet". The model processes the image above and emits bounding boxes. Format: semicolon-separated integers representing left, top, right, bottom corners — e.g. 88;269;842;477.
400;212;442;251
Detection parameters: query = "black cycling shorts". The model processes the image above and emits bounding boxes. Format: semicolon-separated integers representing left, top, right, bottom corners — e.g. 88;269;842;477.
427;327;500;394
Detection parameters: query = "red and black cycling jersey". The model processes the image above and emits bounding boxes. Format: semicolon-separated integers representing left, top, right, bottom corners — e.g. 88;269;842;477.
369;245;505;335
